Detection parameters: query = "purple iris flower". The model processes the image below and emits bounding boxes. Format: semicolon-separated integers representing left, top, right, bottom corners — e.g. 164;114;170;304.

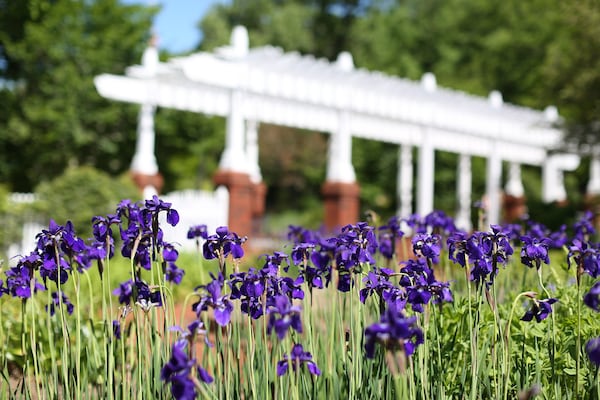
145;195;180;226
412;233;441;264
287;225;321;245
46;291;74;316
113;280;134;305
447;231;470;268
378;216;404;260
202;226;245;261
584;281;600;312
165;262;185;285
262;251;289;273
187;224;208;240
266;295;303;340
520;235;551;269
193;273;233;326
586;337;600;367
161;340;213;400
568;239;600;279
92;214;120;242
229;268;266;319
112;320;122;340
135;280;163;311
277;343;321;376
4;252;44;299
364;302;424;359
339;222;378;265
573;211;596;241
360;268;395;304
291;243;316;266
423;210;457;236
521;298;558;322
403;213;428;234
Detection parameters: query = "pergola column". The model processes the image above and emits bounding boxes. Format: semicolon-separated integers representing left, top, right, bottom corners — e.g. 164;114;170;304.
417;128;434;217
397;144;413;218
214;90;254;237
587;149;600;197
322;110;359;231
246;120;267;230
455;154;472;231
219;90;248;171
486;148;502;226
504;162;526;222
130;43;163;197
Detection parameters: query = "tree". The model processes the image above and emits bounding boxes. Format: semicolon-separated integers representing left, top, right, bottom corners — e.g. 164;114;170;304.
0;0;156;192
543;1;600;150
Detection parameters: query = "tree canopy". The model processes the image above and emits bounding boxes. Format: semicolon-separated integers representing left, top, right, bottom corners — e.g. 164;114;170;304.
1;0;598;224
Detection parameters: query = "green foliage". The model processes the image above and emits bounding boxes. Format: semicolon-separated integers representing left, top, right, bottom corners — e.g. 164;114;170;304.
154;109;225;192
34;166;140;238
0;0;156;191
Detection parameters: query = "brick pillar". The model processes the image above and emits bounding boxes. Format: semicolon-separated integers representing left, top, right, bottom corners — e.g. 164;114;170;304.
322;181;360;232
131;171;164;195
502;194;527;223
213;170;254;237
251;181;267;235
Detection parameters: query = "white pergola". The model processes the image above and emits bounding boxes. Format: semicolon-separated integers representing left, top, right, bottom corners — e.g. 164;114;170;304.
95;26;578;229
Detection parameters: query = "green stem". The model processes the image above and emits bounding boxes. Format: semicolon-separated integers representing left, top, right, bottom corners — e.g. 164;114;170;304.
576;276;581;399
503;291;535;400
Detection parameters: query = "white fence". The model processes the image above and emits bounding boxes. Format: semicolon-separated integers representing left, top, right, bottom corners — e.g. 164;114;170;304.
4;187;229;262
158;186;229;251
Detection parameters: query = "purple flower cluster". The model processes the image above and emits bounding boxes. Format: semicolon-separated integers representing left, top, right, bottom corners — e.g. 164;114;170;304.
193;273;233;326
161;339;213;400
364;302;424;358
447;225;514;285
229;252;303;321
377;216;404;260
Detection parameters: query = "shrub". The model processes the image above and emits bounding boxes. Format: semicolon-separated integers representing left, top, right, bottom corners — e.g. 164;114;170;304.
34;166;140;239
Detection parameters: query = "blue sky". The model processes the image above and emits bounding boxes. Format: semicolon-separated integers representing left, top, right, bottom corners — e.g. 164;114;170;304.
122;0;229;53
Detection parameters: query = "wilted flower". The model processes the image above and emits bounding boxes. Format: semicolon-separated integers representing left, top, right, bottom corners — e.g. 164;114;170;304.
277;343;321;376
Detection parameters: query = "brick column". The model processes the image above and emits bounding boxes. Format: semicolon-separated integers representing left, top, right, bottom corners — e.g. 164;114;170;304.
131;171;164;197
251;181;267;234
213;170;254;237
322;181;360;232
502;194;527;223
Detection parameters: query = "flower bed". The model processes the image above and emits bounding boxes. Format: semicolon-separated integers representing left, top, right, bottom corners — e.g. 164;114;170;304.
1;197;599;399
